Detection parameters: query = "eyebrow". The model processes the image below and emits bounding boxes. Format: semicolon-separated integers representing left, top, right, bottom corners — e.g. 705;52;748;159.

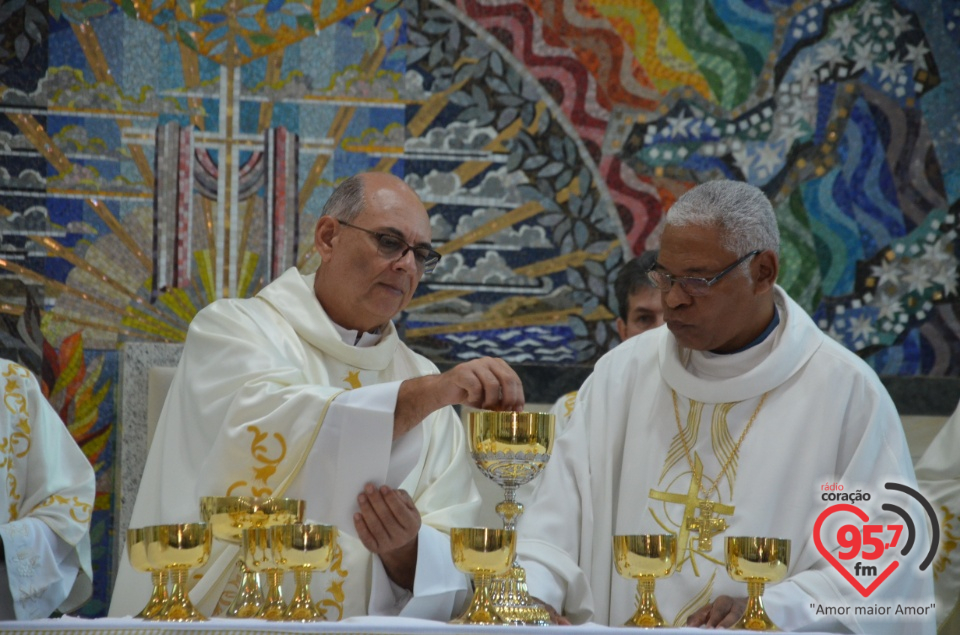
653;261;713;276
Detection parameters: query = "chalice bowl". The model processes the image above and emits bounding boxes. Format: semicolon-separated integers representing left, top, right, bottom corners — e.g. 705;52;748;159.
126;526;169;619
468;410;555;625
450;528;517;625
613;534;677;628
199;496;305;617
725;537;791;631
240;526;287;620
276;523;338;621
146;523;212;621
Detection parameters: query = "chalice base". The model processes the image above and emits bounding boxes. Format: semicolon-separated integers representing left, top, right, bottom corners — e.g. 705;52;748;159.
732;583;779;631
222;562;265;618
486;565;551;625
451;578;504;625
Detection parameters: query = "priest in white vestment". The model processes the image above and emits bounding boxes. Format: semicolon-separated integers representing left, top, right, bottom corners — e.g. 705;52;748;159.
109;173;526;620
915;398;960;631
518;180;935;634
0;358;95;620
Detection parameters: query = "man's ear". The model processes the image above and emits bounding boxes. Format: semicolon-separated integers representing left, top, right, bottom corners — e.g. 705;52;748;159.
314;216;338;261
753;250;779;293
616;317;628;341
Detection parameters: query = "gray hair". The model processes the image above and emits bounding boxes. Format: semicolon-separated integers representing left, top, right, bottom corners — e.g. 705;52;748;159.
666;180;780;264
320;175;366;222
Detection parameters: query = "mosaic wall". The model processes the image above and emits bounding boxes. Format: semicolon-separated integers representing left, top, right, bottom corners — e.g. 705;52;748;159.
1;0;959;616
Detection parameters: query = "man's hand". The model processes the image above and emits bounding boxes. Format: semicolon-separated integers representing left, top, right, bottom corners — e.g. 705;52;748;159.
530;597;571;625
686;595;747;628
394;357;525;437
354;484;421;590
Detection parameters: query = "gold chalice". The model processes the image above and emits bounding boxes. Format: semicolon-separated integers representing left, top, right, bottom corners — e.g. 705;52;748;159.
276;523;338;621
240;526;287;620
127;526;169;619
613;534;677;628
450;528;517;625
199;496;305;617
145;523;212;621
725;537;791;631
468;410;555;625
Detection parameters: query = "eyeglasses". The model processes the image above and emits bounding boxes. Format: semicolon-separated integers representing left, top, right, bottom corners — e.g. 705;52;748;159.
338;221;442;273
647;250;761;297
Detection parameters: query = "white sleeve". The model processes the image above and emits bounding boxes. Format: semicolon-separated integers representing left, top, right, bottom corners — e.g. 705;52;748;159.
0;518;80;620
367;524;471;620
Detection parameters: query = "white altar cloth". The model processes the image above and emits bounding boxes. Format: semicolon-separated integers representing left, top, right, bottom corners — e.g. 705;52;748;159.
0;615;852;634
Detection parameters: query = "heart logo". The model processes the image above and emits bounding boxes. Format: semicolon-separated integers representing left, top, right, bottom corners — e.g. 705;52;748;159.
813;503;899;597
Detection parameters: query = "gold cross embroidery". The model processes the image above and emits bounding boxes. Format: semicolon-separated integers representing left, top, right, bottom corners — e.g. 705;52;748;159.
649;455;734;570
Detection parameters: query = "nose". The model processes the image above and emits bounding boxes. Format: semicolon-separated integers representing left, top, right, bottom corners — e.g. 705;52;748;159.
391;247;419;274
663;281;692;309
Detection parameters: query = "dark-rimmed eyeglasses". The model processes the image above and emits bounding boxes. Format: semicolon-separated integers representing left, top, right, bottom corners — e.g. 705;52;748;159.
338;221;442;273
647;250;761;297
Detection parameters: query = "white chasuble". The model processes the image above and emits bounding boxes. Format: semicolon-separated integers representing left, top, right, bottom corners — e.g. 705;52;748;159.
109;268;480;620
518;287;934;635
0;360;94;620
915;400;960;630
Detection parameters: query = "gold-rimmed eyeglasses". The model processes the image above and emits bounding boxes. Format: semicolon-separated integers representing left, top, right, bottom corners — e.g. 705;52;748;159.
339;221;442;273
648;249;761;297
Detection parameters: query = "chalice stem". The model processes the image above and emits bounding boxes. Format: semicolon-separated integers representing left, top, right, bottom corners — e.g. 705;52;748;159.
496;486;523;531
626;577;665;628
285;569;321;621
452;574;503;624
224;560;265;618
161;567;207;621
734;580;779;631
259;569;287;621
137;570;169;619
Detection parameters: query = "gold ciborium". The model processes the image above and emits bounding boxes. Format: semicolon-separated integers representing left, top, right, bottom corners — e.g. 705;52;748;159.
199;496;305;617
240;526;287;620
276;523;338;621
468;410;555;625
613;534;677;628
450;528;517;625
725;537;791;631
127;526;169;619
145;523;212;621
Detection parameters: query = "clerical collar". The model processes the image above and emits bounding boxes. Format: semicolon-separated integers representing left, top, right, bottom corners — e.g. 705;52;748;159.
331;321;382;348
712;306;780;355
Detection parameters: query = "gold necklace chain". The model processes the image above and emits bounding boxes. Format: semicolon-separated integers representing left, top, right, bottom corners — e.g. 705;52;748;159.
671;389;770;501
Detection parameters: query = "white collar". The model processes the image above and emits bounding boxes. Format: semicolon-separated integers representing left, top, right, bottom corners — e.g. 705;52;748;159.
331;321;382;348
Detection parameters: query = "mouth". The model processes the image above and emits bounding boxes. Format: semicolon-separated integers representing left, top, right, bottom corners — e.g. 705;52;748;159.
378;282;406;296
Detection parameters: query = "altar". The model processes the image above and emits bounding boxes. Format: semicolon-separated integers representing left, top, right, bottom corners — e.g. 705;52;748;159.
0;615;845;635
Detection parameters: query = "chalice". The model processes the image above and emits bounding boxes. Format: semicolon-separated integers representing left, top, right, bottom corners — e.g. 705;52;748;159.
276;523;338;621
126;526;169;619
468;410;555;625
450;528;517;625
240;526;287;620
613;534;677;627
725;536;791;631
145;523;212;621
199;496;305;617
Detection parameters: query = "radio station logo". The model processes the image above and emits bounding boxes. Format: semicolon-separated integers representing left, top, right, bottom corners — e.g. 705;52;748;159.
814;482;939;599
